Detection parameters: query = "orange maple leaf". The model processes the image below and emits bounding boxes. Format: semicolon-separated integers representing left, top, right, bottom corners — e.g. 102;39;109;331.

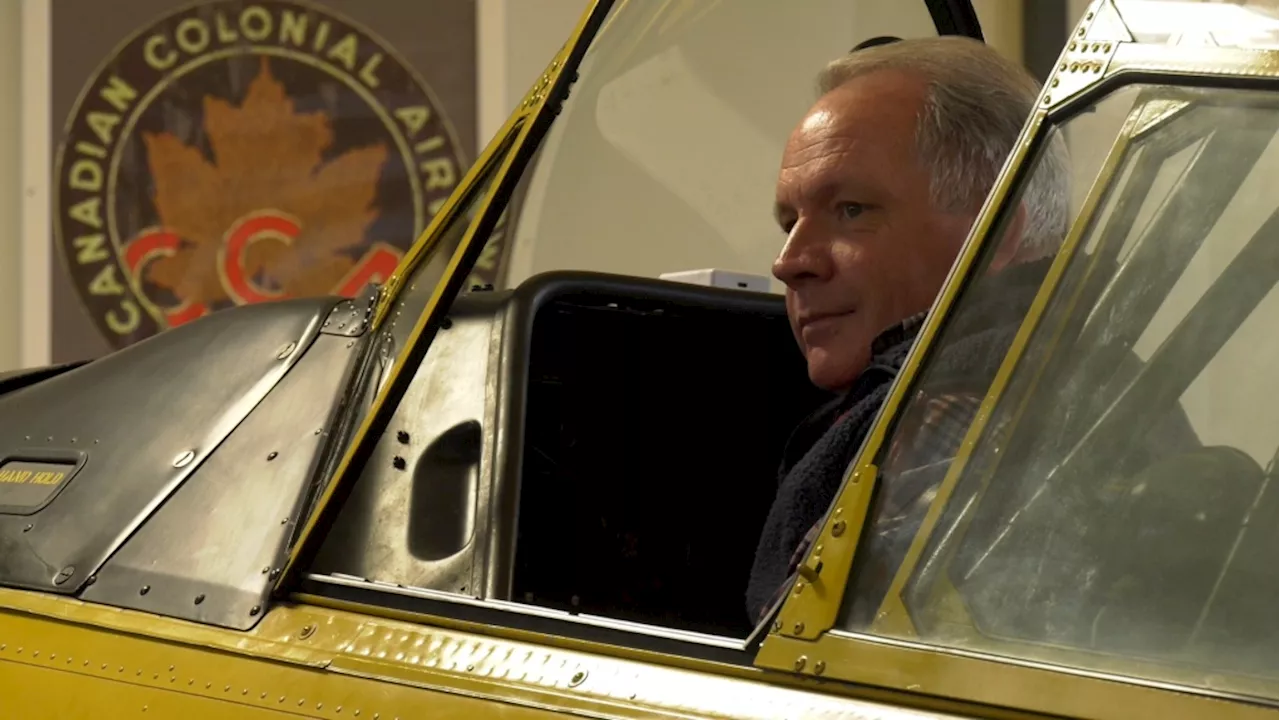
142;57;389;305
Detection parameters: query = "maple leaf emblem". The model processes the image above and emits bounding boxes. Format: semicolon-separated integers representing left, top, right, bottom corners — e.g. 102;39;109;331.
141;57;389;306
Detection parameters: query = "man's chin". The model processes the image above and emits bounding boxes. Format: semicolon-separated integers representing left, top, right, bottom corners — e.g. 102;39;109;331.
806;356;860;394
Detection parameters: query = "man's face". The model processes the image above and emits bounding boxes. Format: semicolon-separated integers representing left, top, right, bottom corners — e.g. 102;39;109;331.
773;70;978;392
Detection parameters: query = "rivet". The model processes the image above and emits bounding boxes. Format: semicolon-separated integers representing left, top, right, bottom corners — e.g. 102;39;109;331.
440;318;453;330
225;685;231;692
139;585;150;595
169;676;175;682
795;655;807;671
188;679;193;685
250;605;261;616
794;582;804;595
831;520;847;537
794;621;805;634
269;568;282;580
1051;79;1060;87
771;620;781;633
1043;95;1052;104
85;575;96;587
278;696;285;702
396;430;410;444
336;706;343;713
1091;42;1101;52
168;665;174;672
299;624;317;639
23;435;29;440
206;682;211;688
243;689;249;695
1077;27;1085;36
70;438;76;443
22;524;31;532
1068;42;1077;51
266;451;278;461
31;650;38;657
54;566;75;585
346;341;354;348
298;699;305;706
276;342;297;360
814;660;827;675
392;456;407;470
1069;62;1080;71
317;702;323;709
569;670;588;687
172;450;195;468
46;436;52;442
1104;43;1112;52
261;692;267;699
261;566;269;574
194;594;205;605
1086;11;1094;19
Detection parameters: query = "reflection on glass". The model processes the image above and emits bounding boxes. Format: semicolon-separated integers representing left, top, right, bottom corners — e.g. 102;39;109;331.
500;1;942;293
1112;0;1280;49
838;85;1143;630
839;84;1278;699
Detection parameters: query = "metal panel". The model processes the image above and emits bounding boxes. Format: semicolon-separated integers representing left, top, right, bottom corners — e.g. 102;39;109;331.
0;297;333;593
81;331;370;630
311;292;504;597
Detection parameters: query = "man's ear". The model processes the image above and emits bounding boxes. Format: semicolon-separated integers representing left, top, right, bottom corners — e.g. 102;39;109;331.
987;201;1028;273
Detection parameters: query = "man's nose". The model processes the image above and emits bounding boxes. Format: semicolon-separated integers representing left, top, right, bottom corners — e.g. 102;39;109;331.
772;219;832;287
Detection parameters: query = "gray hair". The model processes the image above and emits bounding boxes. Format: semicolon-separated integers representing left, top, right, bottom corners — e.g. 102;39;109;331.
817;36;1069;258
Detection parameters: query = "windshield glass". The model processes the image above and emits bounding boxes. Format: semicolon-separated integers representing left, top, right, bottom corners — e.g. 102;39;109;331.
494;0;945;292
837;82;1278;699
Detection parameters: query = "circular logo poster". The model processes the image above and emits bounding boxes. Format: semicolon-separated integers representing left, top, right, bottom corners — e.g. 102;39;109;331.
55;0;467;348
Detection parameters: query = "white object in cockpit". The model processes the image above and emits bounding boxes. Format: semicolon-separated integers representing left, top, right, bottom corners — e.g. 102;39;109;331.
659;268;772;293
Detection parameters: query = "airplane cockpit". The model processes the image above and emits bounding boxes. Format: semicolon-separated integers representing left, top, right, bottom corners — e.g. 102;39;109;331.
0;1;1275;717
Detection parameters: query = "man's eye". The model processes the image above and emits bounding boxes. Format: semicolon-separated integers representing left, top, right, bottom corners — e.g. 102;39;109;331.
838;202;866;220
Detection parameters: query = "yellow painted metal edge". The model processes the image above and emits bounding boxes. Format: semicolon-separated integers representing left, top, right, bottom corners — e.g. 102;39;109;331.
277;1;607;592
0;587;1038;720
759;633;1274;720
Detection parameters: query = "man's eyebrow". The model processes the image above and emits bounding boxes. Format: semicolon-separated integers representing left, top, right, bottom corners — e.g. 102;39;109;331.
773;202;792;226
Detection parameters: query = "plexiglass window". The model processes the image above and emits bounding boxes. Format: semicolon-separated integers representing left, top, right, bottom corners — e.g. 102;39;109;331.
838;83;1278;699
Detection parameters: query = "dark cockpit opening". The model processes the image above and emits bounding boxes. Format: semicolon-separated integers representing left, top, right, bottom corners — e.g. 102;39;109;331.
510;277;828;638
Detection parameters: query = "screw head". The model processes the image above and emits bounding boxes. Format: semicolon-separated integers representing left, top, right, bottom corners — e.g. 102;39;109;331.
53;566;74;585
793;621;805;634
794;655;807;671
276;342;297;360
814;660;827;676
172;450;195;468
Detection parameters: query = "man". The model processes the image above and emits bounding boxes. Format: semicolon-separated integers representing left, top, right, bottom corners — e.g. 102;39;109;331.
745;36;1069;623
